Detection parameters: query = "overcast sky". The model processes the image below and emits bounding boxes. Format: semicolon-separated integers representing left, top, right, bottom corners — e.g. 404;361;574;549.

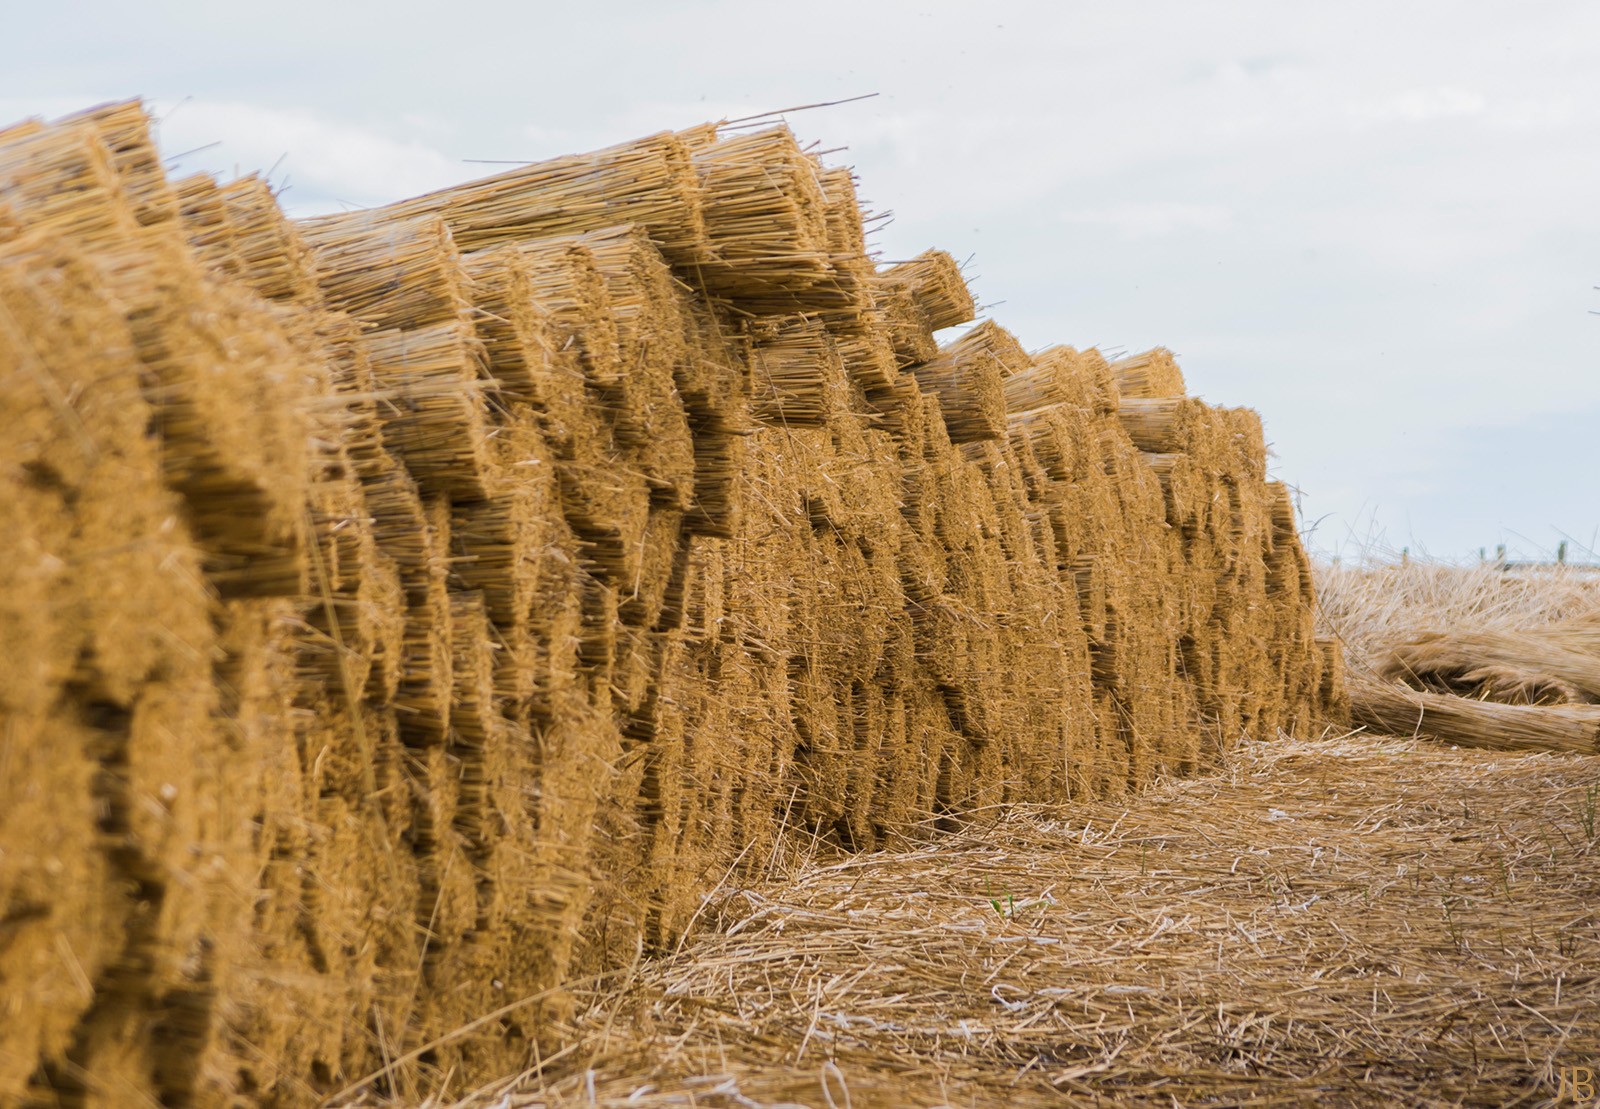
7;1;1598;562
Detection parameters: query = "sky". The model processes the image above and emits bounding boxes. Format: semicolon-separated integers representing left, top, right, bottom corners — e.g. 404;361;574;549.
5;0;1598;562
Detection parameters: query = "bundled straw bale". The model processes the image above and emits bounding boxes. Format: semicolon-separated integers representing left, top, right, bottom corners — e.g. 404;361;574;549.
815;164;876;327
907;320;1018;443
1315;636;1351;727
750;314;845;427
1117;395;1207;453
1381;620;1600;706
216;174;322;305
59;99;178;228
362;320;494;500
691;126;834;308
1109;346;1186;399
1350;678;1600;755
872;276;940;368
568;224;697;501
456;244;560;406
0;115;136;249
877;248;975;331
300;211;474;330
173;172;244;277
1004;344;1116;416
374;129;707;266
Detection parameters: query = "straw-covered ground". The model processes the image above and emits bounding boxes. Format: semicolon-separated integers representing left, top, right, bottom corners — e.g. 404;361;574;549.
410;727;1600;1108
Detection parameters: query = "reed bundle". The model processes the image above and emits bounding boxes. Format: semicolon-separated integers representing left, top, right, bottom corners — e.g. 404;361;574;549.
749;314;843;427
907;320;1016;443
567;225;697;500
816;164;875;322
878;248;976;331
1381;621;1600;705
395;493;456;742
300;211;473;329
1109;345;1186;399
833;323;900;393
217;174;322;304
871;275;941;366
692;126;833;307
456;244;555;388
1350;676;1600;754
1003;344;1105;415
508;238;634;434
362;320;494;499
0;116;136;249
374;129;706;265
1139;451;1204;529
1315;635;1351;724
173;172;244;277
456;245;596;455
59;99;177;228
1115;395;1203;453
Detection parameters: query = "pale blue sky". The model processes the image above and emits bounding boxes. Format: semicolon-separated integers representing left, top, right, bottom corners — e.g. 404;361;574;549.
6;0;1598;561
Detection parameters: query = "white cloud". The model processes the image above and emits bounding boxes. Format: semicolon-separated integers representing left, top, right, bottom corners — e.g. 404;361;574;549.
1359;86;1488;124
1059;202;1232;238
151;100;464;213
5;0;1599;557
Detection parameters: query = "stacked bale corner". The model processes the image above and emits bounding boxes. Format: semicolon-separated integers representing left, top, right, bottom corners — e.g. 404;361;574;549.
0;100;1334;1105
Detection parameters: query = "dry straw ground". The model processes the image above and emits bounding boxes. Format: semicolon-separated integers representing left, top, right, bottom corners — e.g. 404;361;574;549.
420;731;1600;1109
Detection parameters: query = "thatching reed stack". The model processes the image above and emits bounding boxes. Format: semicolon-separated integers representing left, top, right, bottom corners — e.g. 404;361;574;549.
0;100;1328;1105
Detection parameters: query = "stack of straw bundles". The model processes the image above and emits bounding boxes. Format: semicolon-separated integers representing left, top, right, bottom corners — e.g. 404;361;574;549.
0;98;1331;1104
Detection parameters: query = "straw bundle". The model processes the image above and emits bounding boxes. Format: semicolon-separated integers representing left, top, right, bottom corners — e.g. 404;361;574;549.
1350;678;1600;754
815;164;875;325
878;248;975;331
394;494;456;743
0;116;136;249
373;129;706;265
567;225;697;500
691;126;834;307
217;174;322;304
300;211;473;329
509;238;623;400
907;320;1017;443
749;314;844;427
1003;344;1111;416
111;244;318;597
1314;636;1350;725
1109;346;1187;399
172;172;246;277
362;320;494;499
871;275;941;368
1116;395;1210;453
1381;621;1600;705
59;99;178;228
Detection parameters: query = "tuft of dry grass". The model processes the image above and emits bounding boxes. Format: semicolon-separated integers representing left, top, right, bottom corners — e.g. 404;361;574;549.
1318;561;1600;754
1316;560;1600;677
418;732;1600;1109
